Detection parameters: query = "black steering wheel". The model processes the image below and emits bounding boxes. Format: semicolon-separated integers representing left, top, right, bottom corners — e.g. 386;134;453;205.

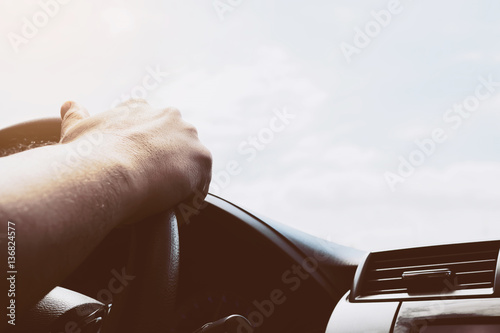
0;118;180;333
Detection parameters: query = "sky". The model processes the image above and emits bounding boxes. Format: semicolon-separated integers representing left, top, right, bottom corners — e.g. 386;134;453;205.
1;0;500;251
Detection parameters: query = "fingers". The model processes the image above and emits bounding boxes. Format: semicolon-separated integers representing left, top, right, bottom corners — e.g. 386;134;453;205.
60;101;90;140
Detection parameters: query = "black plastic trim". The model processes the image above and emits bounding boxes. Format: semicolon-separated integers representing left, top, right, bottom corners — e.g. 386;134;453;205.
205;194;339;300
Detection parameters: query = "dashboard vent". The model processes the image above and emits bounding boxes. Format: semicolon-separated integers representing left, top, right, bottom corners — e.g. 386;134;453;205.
353;241;500;301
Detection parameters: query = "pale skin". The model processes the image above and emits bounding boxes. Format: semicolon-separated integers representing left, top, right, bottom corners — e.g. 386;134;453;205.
0;99;212;314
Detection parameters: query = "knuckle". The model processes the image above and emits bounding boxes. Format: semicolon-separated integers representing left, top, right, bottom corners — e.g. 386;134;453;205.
164;107;182;117
199;145;213;166
186;124;198;136
63;108;85;122
62;108;77;120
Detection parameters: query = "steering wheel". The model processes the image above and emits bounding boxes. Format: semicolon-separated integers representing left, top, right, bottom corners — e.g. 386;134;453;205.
0;118;180;332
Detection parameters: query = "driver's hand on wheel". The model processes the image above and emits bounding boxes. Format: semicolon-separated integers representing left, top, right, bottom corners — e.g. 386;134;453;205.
0;98;212;314
59;99;212;224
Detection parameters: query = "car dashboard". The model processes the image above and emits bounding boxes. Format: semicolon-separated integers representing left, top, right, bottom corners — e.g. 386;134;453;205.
326;240;500;332
61;194;500;333
171;195;357;333
60;194;362;332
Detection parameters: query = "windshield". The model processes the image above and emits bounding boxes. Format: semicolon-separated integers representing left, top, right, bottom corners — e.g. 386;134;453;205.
1;1;499;251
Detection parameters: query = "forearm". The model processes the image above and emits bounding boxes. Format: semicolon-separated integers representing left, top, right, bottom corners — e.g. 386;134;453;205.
0;99;212;316
0;141;137;311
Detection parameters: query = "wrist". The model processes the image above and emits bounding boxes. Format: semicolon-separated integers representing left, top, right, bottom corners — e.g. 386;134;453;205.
64;137;145;225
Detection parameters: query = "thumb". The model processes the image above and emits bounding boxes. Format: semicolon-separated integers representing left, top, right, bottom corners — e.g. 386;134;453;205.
59;101;90;141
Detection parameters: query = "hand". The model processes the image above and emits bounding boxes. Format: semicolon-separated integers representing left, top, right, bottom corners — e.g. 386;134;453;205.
59;99;212;223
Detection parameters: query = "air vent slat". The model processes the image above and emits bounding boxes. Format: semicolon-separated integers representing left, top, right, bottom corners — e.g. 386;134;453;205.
364;288;408;295
355;242;500;300
373;259;496;273
455;270;495;275
369;277;402;282
458;282;493;288
373;250;498;266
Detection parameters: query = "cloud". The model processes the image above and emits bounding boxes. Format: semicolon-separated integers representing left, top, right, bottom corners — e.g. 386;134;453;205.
222;137;500;251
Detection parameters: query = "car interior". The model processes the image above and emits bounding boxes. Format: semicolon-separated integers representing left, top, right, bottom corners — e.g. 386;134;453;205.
2;118;500;333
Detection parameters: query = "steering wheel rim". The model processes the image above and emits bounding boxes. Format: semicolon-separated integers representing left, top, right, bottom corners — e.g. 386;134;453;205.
0;117;180;332
104;212;180;332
